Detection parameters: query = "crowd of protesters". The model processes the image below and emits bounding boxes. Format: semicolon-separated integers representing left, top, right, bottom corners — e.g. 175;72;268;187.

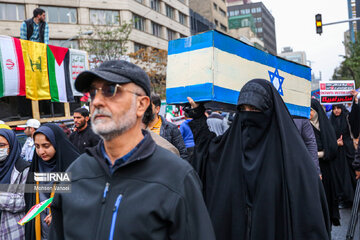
0;60;360;239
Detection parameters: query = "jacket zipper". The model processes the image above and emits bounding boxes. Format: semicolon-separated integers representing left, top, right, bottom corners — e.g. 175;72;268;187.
108;194;123;240
95;182;110;239
102;182;110;203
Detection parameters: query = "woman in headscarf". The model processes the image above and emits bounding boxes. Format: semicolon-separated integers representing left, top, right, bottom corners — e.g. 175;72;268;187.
186;79;330;240
25;123;79;240
329;92;359;207
310;99;340;226
0;129;30;240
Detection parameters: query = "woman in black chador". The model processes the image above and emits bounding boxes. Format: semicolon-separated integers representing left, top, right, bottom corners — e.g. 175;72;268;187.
186;79;331;240
329;93;359;206
310;99;340;226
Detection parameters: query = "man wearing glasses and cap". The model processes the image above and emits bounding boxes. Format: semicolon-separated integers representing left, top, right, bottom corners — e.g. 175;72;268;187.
19;119;40;162
49;60;215;240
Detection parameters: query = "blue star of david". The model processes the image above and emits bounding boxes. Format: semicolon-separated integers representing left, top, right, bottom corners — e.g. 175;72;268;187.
268;68;285;96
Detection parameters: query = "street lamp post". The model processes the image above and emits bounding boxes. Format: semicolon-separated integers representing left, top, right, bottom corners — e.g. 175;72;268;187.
60;30;93;47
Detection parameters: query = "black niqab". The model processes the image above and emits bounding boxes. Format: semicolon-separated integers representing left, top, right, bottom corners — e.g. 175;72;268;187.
311;99;340;225
311;99;338;161
193;79;331;240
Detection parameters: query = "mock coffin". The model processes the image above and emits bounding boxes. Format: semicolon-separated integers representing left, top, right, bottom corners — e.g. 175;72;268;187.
166;30;311;118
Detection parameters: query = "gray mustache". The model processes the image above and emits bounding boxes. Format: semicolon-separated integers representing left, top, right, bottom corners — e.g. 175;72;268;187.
92;108;112;119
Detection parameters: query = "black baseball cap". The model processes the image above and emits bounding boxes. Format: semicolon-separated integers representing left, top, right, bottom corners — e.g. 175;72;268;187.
75;60;151;97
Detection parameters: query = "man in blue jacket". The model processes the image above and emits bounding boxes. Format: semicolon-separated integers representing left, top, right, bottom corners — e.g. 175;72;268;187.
49;60;215;240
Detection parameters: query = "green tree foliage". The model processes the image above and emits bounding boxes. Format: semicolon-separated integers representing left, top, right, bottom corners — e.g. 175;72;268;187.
129;47;167;98
80;17;132;64
333;32;360;88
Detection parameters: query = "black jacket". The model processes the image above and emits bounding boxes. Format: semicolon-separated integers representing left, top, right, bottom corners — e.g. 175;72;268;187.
159;115;189;161
69;125;101;154
49;130;215;240
24;18;46;43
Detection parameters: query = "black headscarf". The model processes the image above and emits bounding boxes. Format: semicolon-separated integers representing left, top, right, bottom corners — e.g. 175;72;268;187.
311;99;338;161
200;79;331;240
0;129;22;184
330;104;349;138
25;123;79;240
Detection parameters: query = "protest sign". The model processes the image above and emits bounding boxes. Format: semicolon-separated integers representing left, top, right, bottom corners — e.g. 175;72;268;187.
319;80;355;104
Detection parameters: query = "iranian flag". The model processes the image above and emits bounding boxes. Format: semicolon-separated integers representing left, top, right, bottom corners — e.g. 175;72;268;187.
0;36;25;97
47;45;74;102
18;197;53;226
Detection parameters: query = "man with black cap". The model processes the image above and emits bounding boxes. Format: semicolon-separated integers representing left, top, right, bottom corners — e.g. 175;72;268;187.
69;107;101;154
49;60;215;240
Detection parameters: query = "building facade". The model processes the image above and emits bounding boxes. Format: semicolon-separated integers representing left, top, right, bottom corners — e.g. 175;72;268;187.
227;0;277;55
190;8;215;35
228;14;264;50
0;0;191;52
278;47;307;65
189;0;228;33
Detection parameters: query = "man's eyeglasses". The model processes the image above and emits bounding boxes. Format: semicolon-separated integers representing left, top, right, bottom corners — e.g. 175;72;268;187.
0;143;9;148
88;84;142;100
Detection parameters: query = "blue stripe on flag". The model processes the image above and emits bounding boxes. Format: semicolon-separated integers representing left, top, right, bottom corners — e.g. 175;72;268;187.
168;31;311;81
166;84;310;118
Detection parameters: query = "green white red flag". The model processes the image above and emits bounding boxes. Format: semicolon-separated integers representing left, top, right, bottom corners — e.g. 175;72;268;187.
18;197;53;226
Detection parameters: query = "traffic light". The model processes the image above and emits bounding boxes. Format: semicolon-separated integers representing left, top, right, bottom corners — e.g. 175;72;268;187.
315;14;322;35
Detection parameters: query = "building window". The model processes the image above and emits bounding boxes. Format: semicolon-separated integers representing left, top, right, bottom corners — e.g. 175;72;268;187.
152;22;162;37
257;17;262;22
133;14;145;31
135;0;143;3
234;10;239;16
134;42;146;52
251;8;256;13
214;19;218;26
151;0;160;12
220;24;227;32
213;3;218;10
219;8;226;17
240;9;245;14
245;9;250;14
242;19;249;27
179;12;186;25
257;27;263;33
167;29;176;40
229;11;234;17
40;6;77;24
0;3;25;21
49;40;79;49
166;4;175;19
257;7;261;13
90;10;119;25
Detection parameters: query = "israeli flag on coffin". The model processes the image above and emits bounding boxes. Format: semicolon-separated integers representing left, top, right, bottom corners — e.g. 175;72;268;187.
166;30;312;118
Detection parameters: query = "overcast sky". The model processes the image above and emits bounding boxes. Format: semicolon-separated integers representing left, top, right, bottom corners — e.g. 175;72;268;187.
259;0;350;81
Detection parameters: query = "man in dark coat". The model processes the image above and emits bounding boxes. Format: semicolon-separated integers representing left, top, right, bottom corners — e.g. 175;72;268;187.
20;8;49;44
186;79;331;240
69;107;101;154
148;93;189;161
49;60;215;240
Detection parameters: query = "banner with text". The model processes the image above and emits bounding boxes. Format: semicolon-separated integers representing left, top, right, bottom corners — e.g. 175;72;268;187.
319;80;355;104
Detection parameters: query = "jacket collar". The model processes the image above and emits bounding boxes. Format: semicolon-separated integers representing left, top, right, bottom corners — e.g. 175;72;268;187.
86;130;156;176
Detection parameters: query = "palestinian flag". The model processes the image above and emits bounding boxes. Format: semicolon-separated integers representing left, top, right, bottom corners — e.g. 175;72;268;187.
47;45;74;102
18;197;53;226
0;36;25;97
21;40;50;100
